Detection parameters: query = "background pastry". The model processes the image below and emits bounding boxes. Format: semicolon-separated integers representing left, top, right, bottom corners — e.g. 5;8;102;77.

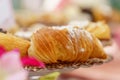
28;26;107;64
38;13;69;26
84;21;111;40
15;11;69;27
85;21;111;46
15;11;41;27
0;33;30;57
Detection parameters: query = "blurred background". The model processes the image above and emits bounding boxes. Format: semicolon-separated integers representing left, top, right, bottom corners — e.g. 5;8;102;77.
1;0;120;28
11;0;120;22
10;0;120;32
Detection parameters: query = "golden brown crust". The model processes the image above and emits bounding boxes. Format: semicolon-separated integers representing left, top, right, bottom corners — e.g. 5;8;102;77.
0;33;30;57
28;26;107;64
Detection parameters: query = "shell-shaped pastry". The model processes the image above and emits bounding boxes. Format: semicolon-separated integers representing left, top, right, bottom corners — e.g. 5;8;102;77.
0;33;30;57
28;26;107;64
85;21;111;40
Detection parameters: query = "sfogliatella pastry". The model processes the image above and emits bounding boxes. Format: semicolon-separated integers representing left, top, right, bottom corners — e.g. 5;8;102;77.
84;21;111;40
28;26;107;64
84;21;111;46
0;33;30;57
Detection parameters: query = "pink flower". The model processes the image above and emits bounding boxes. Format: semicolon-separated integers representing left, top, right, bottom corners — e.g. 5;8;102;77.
22;57;45;68
0;46;6;57
0;46;45;80
0;46;45;68
0;49;28;80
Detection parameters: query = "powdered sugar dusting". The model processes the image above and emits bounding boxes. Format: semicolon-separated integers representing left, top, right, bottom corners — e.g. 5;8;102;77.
52;25;76;38
84;30;93;41
80;48;85;52
52;25;93;41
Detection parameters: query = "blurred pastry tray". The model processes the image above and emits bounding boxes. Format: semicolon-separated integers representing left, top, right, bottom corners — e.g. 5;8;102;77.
27;55;113;77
